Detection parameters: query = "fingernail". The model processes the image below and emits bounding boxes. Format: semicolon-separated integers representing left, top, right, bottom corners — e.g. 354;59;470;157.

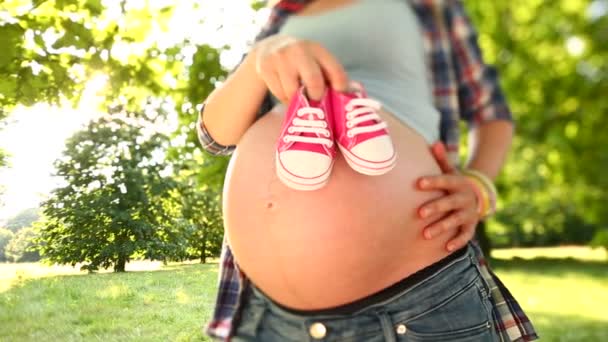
419;179;429;188
420;209;429;218
424;230;433;239
447;244;455;252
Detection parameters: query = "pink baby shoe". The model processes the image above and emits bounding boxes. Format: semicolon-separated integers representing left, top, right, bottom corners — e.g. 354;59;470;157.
276;88;336;191
331;82;396;175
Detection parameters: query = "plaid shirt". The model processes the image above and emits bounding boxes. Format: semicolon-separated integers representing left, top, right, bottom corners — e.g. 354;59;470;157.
198;1;538;341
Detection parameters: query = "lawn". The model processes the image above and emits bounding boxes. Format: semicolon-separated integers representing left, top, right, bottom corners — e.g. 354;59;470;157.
491;247;607;342
0;247;606;342
0;261;219;341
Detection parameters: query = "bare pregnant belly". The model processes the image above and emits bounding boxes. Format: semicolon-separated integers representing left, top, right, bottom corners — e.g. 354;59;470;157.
223;107;455;310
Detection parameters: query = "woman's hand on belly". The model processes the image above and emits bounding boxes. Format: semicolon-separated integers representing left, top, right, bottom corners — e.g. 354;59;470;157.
416;142;480;252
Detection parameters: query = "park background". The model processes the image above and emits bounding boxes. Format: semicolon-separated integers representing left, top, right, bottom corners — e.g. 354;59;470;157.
0;0;606;341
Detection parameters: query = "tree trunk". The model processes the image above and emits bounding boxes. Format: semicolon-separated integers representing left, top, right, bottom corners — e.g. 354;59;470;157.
199;239;206;264
114;257;127;272
200;226;207;264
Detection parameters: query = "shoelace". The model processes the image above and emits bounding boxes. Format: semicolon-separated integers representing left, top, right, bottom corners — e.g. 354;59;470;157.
344;98;387;138
283;107;333;147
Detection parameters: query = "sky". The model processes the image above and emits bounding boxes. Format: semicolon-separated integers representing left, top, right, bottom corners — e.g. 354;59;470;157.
0;92;98;222
0;1;269;223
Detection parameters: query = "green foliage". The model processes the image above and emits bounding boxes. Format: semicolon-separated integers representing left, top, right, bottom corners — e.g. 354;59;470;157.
251;1;267;11
4;226;40;262
591;228;608;256
3;0;232;252
0;228;14;262
4;208;40;233
37;113;185;272
0;0;177;111
0;149;7;170
172;43;230;189
1;0;236;266
178;186;223;264
167;42;229;262
465;0;608;247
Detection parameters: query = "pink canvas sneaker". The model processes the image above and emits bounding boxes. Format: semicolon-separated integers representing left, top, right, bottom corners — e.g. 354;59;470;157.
331;82;397;175
276;88;336;191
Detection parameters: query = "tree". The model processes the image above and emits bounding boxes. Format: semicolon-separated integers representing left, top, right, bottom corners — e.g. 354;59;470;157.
166;44;232;263
0;144;7;170
5;226;40;262
0;0;181;110
2;1;234;259
0;228;14;262
591;227;608;257
5;208;40;233
465;0;608;249
37;112;186;272
178;183;223;264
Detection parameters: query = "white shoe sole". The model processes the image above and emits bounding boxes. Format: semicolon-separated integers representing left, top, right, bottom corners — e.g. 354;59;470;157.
338;144;397;176
275;152;333;191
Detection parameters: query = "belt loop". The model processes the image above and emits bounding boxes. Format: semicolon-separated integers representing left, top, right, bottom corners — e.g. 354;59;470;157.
467;243;492;297
466;243;476;264
376;311;397;342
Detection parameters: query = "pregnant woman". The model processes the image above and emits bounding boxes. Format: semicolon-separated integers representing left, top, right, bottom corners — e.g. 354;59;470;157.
198;0;538;341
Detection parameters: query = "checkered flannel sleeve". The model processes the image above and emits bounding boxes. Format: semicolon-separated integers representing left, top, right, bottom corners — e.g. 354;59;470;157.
448;0;514;126
196;90;275;156
196;103;237;156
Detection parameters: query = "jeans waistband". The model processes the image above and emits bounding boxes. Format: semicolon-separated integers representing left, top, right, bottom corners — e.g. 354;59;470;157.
250;244;474;319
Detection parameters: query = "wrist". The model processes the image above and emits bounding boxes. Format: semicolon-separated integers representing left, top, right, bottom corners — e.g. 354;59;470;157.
243;49;265;86
462;169;498;218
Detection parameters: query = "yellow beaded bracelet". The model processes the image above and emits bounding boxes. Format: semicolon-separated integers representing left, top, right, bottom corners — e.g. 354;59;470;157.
464;176;490;217
462;169;498;218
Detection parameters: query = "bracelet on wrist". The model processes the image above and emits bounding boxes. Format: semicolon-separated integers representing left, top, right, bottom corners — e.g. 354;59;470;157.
462;169;498;218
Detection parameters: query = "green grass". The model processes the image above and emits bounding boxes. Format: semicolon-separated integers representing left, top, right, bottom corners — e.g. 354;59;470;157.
492;245;607;261
491;246;608;342
0;247;606;341
0;261;219;341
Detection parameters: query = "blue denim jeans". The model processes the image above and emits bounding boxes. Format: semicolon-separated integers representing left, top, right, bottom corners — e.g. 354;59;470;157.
232;244;499;341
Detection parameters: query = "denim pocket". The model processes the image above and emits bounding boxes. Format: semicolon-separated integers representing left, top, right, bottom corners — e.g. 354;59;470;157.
395;277;495;341
232;306;265;341
232;289;268;341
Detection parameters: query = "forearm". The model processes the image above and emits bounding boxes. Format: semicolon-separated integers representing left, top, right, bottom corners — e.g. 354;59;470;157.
201;51;268;147
465;120;514;180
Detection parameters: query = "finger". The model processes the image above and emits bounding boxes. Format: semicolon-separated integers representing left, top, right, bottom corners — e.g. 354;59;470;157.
308;43;349;92
418;174;470;191
257;55;288;103
263;70;288;104
423;210;473;239
446;222;477;252
418;192;470;219
431;142;454;173
276;58;300;103
290;47;326;101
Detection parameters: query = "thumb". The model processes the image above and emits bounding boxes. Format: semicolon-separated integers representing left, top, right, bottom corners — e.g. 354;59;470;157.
431;142;455;173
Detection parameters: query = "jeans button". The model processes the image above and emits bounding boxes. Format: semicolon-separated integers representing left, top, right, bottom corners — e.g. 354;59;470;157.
396;324;407;335
309;322;327;339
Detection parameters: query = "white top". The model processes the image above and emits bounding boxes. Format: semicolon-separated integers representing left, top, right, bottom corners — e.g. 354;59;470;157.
277;0;440;143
